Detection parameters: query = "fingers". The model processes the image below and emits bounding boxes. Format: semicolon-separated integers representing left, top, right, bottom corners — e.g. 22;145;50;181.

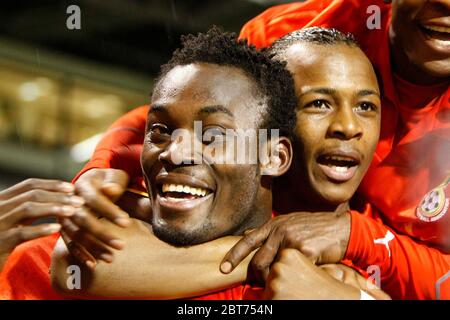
60;227;97;269
0;189;84;213
0;223;61;251
0;203;75;228
117;192;152;221
100;169;129;201
0;179;74;201
60;218;115;265
220;224;271;274
70;207;125;250
249;232;283;283
75;182;130;227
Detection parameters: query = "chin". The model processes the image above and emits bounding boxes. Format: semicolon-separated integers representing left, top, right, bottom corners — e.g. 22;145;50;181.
316;184;354;207
152;219;215;247
152;218;216;247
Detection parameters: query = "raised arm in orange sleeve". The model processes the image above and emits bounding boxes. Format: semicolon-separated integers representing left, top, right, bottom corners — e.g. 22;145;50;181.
345;204;450;300
72;105;149;182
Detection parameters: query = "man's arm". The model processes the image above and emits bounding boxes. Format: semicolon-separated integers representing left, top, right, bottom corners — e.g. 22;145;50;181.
51;218;252;299
345;210;450;300
264;249;390;300
220;206;450;300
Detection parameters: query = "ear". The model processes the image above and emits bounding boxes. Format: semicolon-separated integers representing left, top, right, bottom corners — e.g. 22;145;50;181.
260;136;293;177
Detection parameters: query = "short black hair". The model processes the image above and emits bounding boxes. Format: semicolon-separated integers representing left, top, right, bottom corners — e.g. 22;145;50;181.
269;26;383;97
154;26;297;138
269;26;358;56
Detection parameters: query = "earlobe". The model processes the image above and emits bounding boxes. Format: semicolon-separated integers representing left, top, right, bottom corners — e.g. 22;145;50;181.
260;137;293;177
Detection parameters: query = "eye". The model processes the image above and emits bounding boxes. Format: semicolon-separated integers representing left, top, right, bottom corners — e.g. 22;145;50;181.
147;123;170;143
355;102;377;112
203;127;226;145
150;123;169;135
305;99;331;110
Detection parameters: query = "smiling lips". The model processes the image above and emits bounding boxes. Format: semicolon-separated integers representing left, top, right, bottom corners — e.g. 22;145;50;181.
420;23;450;41
316;152;361;183
161;183;209;201
155;174;214;210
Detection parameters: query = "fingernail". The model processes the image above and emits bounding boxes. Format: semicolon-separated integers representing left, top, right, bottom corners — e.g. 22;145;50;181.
109;239;125;250
100;253;114;263
85;260;97;269
61;183;75;193
220;261;232;274
61;206;75;217
115;217;131;227
44;223;61;233
70;196;85;206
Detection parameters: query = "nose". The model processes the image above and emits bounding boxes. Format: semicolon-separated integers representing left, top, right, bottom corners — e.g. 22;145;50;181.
327;106;363;140
158;130;197;166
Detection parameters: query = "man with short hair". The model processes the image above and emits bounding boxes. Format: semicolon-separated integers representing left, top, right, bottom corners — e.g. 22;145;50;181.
0;27;299;299
68;0;449;299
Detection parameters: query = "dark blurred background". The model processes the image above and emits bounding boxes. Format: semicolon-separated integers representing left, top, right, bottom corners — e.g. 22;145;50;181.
0;0;299;190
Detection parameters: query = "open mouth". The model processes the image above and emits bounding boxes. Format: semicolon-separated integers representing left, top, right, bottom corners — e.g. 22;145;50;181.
154;174;215;211
159;183;211;202
419;24;450;42
316;153;360;183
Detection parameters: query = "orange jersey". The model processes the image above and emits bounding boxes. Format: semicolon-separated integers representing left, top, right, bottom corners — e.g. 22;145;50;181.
73;0;450;299
0;235;262;300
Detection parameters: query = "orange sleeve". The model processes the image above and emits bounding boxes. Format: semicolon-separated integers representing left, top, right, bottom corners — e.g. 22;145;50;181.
72;105;149;183
0;234;62;300
345;207;450;300
239;0;333;48
238;0;387;48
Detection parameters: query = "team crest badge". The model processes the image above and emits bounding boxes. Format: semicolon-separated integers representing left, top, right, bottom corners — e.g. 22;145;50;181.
416;176;450;222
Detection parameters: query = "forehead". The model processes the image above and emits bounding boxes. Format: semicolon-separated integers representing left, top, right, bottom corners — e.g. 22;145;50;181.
153;63;264;113
283;43;379;93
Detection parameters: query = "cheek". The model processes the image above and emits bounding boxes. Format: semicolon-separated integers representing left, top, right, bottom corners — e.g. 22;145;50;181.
360;121;380;167
295;118;326;161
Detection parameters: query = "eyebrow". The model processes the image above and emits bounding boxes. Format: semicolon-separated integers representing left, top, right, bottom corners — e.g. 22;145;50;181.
298;87;380;98
298;88;336;98
149;104;168;115
196;105;234;118
357;89;380;98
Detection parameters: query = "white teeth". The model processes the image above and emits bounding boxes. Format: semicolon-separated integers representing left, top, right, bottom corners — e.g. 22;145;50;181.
334;166;348;173
423;25;450;34
162;184;209;197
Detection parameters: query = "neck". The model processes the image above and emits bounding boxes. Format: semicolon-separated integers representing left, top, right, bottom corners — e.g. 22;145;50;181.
274;186;349;214
273;172;350;214
389;27;446;86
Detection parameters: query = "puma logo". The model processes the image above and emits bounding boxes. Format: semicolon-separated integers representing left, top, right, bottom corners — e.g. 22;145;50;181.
374;230;394;258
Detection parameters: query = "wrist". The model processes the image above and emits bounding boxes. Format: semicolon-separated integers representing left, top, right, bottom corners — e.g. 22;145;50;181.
337;211;351;261
343;210;361;262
